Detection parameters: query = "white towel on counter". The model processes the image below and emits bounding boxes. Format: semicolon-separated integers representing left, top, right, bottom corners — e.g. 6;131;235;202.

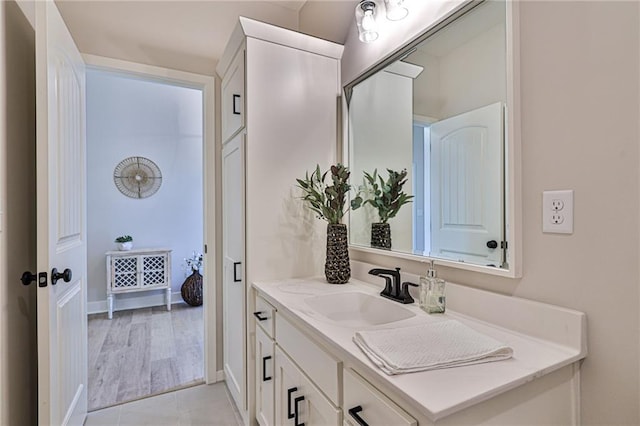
353;319;513;375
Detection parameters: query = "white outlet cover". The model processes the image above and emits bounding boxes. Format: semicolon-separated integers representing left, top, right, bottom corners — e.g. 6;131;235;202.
543;190;573;234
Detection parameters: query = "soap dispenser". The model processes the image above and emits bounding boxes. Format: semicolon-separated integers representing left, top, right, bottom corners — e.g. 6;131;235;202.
420;260;446;313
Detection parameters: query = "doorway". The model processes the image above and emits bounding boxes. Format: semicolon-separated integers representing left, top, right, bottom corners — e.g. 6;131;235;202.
83;60;216;411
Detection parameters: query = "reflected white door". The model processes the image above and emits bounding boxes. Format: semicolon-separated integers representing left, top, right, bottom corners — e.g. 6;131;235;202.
430;102;503;266
35;1;88;424
222;132;246;410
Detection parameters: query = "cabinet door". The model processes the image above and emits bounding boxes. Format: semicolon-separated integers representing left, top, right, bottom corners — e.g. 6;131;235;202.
256;327;275;426
222;132;246;410
275;347;341;426
111;255;139;292
141;253;167;287
222;49;245;142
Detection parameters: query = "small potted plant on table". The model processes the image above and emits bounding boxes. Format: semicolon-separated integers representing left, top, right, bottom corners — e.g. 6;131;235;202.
114;235;133;251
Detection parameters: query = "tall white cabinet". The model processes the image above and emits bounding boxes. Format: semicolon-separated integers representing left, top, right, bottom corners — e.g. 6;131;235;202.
216;17;343;424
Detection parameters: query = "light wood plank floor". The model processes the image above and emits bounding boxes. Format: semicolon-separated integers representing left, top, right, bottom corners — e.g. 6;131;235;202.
88;303;204;411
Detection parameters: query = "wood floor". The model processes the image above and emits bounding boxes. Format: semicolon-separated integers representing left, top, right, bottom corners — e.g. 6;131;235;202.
88;303;204;411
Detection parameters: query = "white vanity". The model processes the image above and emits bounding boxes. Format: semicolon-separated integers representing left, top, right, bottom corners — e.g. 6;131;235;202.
251;262;586;426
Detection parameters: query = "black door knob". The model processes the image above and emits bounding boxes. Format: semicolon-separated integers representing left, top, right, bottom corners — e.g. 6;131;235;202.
486;240;498;249
51;268;72;285
21;271;37;286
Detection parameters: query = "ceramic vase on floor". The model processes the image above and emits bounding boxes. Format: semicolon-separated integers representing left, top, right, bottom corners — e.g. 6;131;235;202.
325;223;350;284
371;222;391;249
181;270;203;306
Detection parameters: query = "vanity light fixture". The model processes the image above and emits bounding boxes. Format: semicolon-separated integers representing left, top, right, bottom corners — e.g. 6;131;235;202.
356;1;379;43
384;0;409;21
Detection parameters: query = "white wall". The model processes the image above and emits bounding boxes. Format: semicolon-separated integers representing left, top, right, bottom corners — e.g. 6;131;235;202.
0;1;37;424
343;1;640;424
86;70;203;306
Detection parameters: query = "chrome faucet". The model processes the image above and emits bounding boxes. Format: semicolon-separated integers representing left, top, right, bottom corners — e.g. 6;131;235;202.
368;267;417;304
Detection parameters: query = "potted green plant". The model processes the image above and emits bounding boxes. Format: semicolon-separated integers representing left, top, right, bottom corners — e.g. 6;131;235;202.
296;164;352;284
114;235;133;251
351;168;413;249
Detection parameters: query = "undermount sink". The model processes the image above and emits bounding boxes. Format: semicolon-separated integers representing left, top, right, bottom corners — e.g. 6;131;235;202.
304;291;415;327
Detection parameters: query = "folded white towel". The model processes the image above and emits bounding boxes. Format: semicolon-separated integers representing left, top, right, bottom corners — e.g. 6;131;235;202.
353;320;513;375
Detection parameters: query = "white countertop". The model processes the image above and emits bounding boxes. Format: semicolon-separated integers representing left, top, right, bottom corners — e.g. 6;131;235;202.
253;276;587;421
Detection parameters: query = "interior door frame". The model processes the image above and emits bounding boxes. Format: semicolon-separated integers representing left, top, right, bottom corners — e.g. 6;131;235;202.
82;54;219;383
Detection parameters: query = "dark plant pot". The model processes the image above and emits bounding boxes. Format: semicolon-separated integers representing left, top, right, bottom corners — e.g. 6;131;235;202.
181;270;203;306
325;223;350;284
371;222;391;250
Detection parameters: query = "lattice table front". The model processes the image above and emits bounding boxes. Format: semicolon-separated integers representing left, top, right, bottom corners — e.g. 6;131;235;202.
106;248;172;319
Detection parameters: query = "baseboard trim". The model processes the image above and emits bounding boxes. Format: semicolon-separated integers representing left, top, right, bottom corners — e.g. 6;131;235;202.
87;291;184;315
216;369;225;382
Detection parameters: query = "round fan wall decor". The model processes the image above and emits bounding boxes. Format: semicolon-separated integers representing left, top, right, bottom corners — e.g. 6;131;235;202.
113;156;162;199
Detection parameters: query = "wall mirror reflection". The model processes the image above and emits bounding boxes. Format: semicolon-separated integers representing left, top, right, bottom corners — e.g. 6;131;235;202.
347;0;511;270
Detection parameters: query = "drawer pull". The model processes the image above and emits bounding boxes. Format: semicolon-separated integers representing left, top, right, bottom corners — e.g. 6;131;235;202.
232;94;241;115
262;355;272;381
253;311;268;321
287;387;298;419
233;261;242;282
348;406;369;426
294;395;305;426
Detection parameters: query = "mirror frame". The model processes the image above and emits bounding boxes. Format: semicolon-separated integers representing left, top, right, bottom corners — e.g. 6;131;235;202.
343;0;522;278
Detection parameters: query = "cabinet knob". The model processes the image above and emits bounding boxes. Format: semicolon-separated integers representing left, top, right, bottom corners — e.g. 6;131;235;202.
486;240;498;249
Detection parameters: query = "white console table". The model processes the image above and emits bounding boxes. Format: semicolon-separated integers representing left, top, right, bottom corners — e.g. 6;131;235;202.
105;248;172;319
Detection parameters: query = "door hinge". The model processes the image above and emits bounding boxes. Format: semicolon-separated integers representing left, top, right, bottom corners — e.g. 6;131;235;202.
501;241;508;249
204;244;208;254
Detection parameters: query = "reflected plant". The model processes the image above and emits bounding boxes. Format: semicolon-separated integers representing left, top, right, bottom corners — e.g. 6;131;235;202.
296;164;351;224
351;168;413;223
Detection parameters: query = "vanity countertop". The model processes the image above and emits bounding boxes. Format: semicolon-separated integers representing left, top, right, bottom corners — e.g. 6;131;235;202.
253;276;587;421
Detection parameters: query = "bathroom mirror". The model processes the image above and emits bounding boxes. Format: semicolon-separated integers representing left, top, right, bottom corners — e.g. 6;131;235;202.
346;0;521;276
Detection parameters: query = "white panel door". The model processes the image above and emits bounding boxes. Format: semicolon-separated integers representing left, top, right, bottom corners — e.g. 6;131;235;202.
35;1;88;425
222;132;246;410
430;102;504;266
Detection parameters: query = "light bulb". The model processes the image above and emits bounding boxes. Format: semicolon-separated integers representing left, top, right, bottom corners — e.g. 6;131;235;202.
385;0;409;21
356;1;379;43
362;10;375;31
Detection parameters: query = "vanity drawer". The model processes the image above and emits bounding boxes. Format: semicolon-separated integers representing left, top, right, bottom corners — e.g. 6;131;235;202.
275;312;341;405
343;368;416;426
255;294;276;338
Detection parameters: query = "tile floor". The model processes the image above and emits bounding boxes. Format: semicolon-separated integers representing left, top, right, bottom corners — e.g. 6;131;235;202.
85;382;242;426
88;303;204;410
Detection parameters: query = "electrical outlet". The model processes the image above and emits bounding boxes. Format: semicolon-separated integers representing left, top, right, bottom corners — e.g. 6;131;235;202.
550;213;564;224
543;190;573;234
